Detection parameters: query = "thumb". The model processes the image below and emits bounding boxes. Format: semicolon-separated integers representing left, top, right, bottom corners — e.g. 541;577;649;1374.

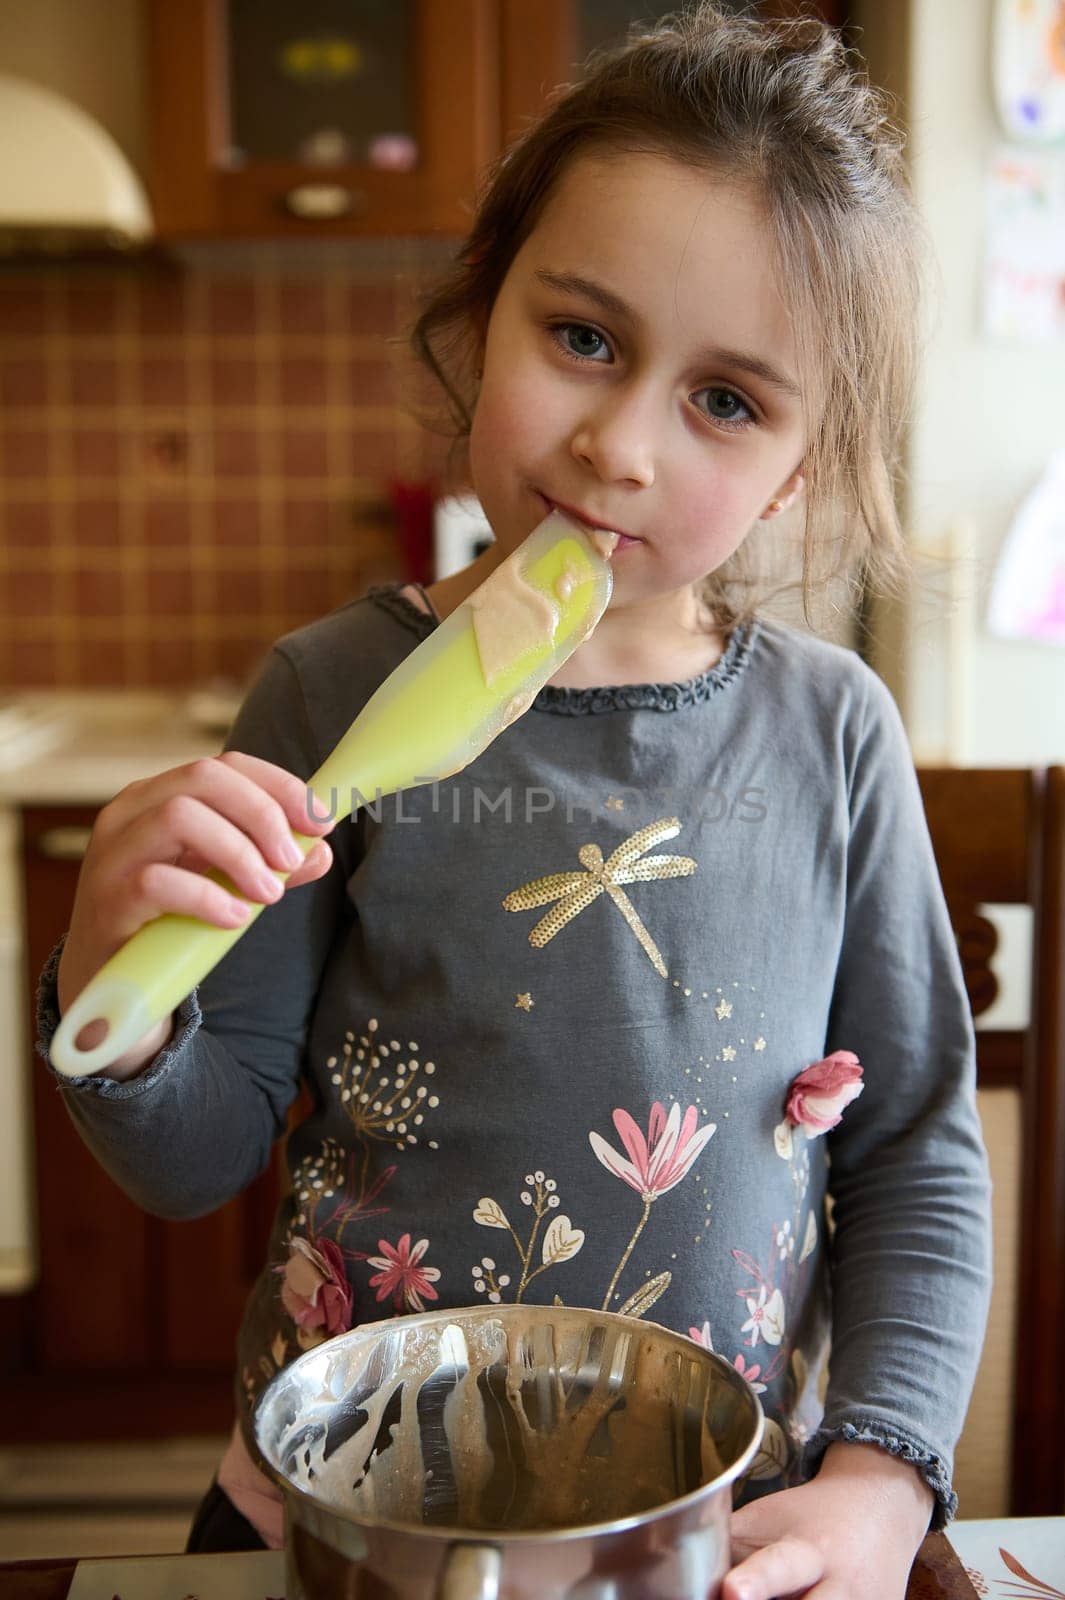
723;1535;824;1600
286;837;333;887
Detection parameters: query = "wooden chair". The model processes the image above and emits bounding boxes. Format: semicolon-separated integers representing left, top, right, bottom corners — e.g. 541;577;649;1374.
916;767;1065;1516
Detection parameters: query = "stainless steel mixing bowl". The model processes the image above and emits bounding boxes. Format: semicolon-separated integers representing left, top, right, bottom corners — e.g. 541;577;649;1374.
255;1303;763;1599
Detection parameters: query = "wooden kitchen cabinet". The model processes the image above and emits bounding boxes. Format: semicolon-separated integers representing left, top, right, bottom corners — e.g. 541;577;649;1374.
147;0;501;238
147;0;847;242
0;806;279;1441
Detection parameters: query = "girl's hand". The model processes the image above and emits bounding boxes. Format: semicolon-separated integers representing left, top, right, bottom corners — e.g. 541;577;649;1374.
724;1442;935;1599
57;752;336;1079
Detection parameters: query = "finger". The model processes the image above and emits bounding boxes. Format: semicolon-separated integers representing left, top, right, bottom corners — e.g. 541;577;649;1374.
214;751;337;838
167;832;333;890
99;752;332;876
117;795;290;911
198;754;332;865
106;757;320;876
126;860;257;930
285;837;333;888
723;1536;825;1600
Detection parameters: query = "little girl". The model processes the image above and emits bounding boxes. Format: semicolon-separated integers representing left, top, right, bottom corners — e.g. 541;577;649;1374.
41;6;991;1596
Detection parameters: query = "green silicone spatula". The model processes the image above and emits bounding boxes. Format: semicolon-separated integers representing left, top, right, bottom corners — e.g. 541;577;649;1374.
51;511;614;1079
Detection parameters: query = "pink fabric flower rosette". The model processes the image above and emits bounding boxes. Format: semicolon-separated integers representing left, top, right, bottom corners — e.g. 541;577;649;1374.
278;1235;353;1345
785;1050;863;1135
775;1050;863;1158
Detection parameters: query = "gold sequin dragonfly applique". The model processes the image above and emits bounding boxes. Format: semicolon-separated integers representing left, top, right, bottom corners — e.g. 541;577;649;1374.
502;817;696;979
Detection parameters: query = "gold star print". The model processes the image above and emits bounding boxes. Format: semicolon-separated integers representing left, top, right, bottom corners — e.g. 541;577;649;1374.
515;993;534;1011
722;1045;737;1062
502;817;697;979
754;1036;766;1051
715;998;733;1021
605;795;625;811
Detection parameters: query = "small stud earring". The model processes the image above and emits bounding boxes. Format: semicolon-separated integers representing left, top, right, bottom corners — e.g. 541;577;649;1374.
766;499;784;516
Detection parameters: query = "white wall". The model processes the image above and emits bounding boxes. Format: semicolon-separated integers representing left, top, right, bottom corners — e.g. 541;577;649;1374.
0;0;147;172
856;0;1065;764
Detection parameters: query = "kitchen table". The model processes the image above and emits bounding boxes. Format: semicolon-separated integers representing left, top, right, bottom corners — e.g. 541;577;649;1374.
0;1529;997;1599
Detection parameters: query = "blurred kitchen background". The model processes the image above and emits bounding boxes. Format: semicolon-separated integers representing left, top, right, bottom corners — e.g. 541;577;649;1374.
0;0;1063;1563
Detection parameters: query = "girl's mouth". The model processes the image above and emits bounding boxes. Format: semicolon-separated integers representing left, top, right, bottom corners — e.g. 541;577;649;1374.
536;493;643;549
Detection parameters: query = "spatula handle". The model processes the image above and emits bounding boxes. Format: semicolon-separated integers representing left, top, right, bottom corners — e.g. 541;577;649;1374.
49;834;315;1078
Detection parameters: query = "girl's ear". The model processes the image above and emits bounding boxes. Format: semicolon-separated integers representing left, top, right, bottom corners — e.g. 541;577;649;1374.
760;467;805;520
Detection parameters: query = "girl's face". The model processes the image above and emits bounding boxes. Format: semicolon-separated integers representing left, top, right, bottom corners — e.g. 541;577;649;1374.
468;150;808;611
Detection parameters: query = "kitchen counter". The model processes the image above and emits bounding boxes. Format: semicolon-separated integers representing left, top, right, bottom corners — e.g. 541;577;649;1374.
0;691;238;1297
0;690;233;806
0;1528;1017;1599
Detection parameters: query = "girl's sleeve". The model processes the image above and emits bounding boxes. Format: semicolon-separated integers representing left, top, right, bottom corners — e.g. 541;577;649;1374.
35;643;351;1221
804;670;993;1527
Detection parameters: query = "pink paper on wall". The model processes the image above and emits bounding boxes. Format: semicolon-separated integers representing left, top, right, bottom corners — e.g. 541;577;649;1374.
987;451;1065;644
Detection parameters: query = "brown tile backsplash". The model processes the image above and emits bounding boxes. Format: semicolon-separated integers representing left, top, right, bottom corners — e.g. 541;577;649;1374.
0;243;455;689
0;287;47;336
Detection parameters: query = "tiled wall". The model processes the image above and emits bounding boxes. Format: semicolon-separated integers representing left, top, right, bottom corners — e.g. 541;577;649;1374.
0;241;455;689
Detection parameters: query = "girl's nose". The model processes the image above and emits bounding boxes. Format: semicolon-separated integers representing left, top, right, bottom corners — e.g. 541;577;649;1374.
569;397;656;487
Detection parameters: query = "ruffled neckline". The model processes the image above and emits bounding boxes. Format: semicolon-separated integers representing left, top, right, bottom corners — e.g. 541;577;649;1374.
367;584;756;714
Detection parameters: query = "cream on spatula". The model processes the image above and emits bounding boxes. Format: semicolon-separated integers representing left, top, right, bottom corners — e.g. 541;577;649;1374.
51;512;616;1078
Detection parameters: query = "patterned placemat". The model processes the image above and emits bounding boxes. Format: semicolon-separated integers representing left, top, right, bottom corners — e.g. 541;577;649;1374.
949;1518;1065;1599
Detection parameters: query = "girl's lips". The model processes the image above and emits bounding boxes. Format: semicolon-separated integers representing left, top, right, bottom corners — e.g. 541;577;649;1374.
537;493;643;547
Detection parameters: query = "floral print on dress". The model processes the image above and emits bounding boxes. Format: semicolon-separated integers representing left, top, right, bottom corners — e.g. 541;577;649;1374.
467;1101;716;1322
687;1052;835;1493
329;1015;442;1152
364;1233;441;1313
286;1018;445;1245
472;1171;585;1302
258;1016;448;1375
689;1322;773;1396
590;1100;716;1312
725;1198;823;1483
290;1138;393;1242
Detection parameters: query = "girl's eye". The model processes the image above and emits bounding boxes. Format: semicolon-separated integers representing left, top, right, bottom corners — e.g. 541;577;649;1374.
694;387;754;430
551;322;611;362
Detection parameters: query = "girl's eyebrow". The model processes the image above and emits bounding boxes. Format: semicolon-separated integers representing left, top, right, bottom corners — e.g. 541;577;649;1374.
533;267;802;400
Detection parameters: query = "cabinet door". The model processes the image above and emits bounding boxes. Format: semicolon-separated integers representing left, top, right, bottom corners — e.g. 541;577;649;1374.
501;0;848;144
11;806;279;1438
149;0;500;238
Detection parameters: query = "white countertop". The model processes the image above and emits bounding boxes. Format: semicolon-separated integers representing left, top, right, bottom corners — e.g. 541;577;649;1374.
0;690;233;807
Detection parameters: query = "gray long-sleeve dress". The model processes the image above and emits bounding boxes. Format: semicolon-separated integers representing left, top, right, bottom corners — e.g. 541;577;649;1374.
37;586;991;1525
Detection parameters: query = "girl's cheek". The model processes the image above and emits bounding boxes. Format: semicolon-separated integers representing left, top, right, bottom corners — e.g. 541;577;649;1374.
473;375;552;464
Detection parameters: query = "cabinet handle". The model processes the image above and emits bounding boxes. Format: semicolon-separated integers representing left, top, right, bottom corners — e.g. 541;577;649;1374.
36;826;93;861
284;184;367;220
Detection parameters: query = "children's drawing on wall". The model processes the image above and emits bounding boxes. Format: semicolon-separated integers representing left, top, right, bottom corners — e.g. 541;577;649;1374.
986;2;1065;339
987;451;1065;643
993;0;1065;141
983;149;1065;341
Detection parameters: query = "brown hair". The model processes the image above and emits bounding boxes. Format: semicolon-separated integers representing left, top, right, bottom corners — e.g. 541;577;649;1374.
403;2;923;627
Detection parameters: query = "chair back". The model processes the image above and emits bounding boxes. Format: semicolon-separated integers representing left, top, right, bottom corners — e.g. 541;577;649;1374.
916;767;1065;1516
